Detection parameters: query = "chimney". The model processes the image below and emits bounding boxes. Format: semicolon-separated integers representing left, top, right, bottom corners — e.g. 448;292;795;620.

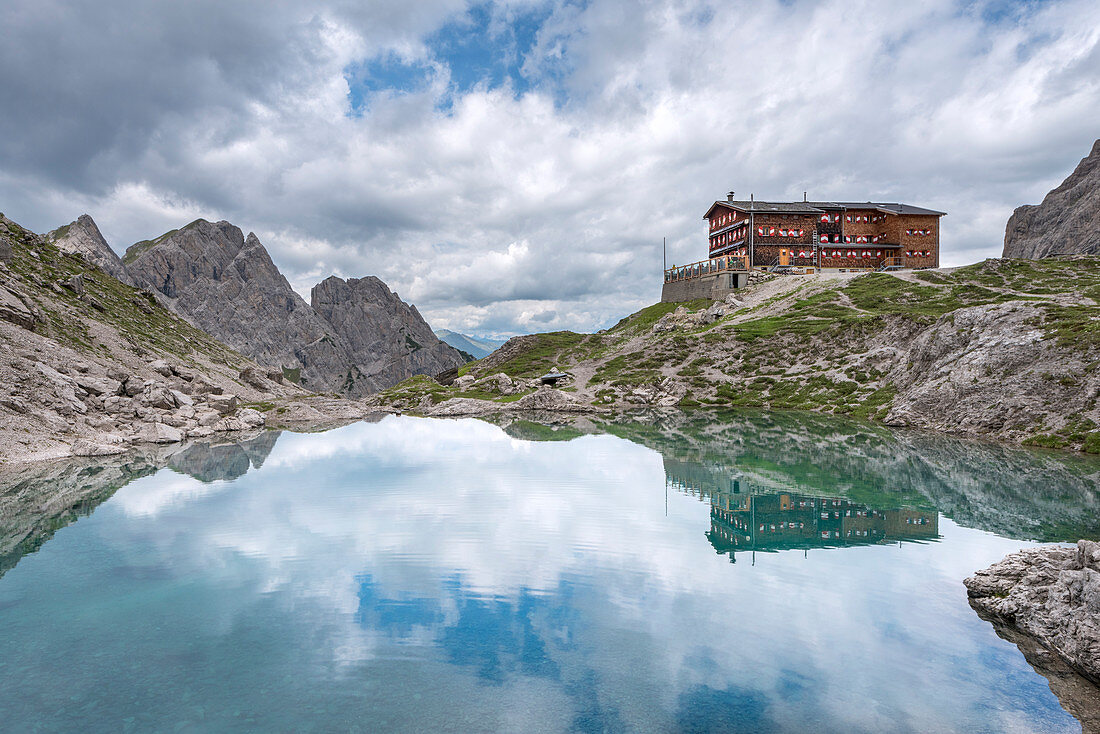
804;191;807;202
727;191;735;203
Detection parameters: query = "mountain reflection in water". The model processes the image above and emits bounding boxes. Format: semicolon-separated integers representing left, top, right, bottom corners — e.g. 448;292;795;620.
1;410;1099;733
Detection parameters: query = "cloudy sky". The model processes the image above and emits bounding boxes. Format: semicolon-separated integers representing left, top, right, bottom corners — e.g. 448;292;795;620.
1;0;1098;337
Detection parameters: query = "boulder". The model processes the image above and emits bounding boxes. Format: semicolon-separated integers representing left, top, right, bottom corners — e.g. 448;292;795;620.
149;359;173;377
512;387;594;413
0;284;37;330
61;274;84;295
34;361;86;415
239;366;269;389
207;393;239;414
191;376;222;395
144;386;178;410
453;374;477;390
965;540;1100;682
196;409;222;427
172;365;195;382
169;389;193;407
0;397;28;414
74;375;121;397
135;422;183;444
212;408;265;432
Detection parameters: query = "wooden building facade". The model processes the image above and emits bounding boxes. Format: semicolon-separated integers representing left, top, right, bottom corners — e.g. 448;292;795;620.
703;195;945;270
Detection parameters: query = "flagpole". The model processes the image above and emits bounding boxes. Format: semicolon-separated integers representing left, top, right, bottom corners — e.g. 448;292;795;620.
662;236;666;275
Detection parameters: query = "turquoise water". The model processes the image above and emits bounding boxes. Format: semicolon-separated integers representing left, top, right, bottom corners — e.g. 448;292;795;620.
1;412;1099;732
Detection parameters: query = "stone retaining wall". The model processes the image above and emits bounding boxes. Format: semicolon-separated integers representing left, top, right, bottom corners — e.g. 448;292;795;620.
661;271;748;303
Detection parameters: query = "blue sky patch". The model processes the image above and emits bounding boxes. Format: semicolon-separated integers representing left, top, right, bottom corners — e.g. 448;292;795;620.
345;1;566;115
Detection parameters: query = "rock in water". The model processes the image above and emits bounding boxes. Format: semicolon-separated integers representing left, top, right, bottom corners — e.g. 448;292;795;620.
46;214;133;284
1003;139;1100;258
965;540;1100;683
310;276;465;394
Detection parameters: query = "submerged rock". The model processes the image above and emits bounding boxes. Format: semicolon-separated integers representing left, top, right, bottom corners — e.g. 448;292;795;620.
965;540;1100;684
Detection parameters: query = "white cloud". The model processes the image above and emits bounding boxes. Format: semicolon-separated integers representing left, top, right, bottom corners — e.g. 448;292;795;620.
1;0;1098;337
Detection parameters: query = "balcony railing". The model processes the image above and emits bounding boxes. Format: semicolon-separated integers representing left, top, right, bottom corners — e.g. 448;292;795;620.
664;255;750;283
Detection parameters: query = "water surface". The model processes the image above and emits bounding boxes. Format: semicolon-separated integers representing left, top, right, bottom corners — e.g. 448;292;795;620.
1;411;1099;732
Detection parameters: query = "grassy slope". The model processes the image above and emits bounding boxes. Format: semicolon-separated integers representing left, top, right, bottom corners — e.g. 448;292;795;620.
1;215;245;367
381;258;1100;452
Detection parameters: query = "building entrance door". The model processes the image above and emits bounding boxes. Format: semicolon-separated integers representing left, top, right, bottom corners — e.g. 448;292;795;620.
779;249;790;266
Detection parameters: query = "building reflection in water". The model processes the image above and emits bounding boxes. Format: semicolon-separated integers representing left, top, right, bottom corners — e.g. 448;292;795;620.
665;461;939;561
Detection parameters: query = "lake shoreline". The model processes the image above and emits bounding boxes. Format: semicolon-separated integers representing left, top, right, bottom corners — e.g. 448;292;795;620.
4;386;1097;469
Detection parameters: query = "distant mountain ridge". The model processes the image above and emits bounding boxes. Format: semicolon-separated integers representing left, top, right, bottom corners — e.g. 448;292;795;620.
1003;139;1100;258
436;329;507;359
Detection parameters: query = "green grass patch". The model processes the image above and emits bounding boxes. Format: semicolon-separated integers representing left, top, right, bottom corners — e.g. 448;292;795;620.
608;299;712;334
489;331;587;378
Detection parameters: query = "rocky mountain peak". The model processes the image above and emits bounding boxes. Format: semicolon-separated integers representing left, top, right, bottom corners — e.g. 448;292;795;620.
123;220;344;390
122;221;465;395
311;274;465;393
1003;139;1100;258
46;214;132;285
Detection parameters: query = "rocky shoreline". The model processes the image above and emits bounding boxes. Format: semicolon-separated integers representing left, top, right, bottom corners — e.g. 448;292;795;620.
966;541;1100;690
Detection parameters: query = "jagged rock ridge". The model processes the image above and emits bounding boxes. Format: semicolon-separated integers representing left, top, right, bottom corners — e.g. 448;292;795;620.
122;220;346;391
1004;139;1100;258
0;212;309;464
47;214;132;284
122;218;464;394
311;275;465;393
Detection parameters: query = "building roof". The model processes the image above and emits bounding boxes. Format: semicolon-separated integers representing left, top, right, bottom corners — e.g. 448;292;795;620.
809;201;947;216
703;200;824;218
705;199;946;219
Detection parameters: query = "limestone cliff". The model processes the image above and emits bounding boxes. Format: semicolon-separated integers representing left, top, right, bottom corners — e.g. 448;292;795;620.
123;220;351;392
123;219;464;395
1003;139;1100;258
311;275;465;394
46;214;132;284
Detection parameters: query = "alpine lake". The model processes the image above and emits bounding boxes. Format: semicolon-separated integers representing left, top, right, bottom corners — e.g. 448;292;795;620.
2;410;1100;733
